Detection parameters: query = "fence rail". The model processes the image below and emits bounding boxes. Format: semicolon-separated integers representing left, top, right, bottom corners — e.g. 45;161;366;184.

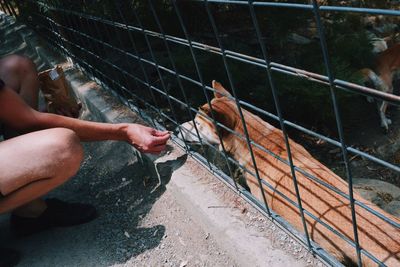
2;1;400;266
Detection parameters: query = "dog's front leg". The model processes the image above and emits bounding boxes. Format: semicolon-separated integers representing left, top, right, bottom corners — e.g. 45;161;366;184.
378;101;391;132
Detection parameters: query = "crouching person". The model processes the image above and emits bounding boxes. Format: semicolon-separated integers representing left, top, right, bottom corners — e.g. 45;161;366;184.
0;55;170;267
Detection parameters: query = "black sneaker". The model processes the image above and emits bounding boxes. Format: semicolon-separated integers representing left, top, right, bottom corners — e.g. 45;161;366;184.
10;198;98;237
0;247;20;267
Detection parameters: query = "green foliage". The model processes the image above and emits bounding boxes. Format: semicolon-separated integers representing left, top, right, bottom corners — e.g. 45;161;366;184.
326;14;374;71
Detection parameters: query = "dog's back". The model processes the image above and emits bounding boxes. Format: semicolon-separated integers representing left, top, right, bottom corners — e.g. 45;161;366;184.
212;97;400;266
374;43;400;88
241;104;400;266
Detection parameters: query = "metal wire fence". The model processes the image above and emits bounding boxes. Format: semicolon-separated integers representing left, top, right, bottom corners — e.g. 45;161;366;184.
2;1;400;266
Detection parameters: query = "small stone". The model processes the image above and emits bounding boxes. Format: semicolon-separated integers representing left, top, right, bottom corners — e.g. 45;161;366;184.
153;229;159;236
179;261;188;267
122;177;126;182
124;231;130;238
205;233;210;240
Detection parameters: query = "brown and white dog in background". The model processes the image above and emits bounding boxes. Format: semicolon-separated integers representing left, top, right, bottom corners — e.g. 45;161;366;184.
180;81;400;266
360;43;400;132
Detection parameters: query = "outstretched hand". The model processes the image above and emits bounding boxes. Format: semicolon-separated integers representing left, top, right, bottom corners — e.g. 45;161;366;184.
126;124;170;154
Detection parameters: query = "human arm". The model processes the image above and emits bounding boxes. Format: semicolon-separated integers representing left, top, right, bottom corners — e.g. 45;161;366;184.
0;86;170;153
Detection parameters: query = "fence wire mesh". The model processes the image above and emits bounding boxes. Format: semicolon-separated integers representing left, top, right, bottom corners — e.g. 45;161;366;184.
2;1;400;266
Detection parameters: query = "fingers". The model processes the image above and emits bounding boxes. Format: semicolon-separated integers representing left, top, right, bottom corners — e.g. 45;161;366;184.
152;133;170;145
153;130;170;137
130;126;171;153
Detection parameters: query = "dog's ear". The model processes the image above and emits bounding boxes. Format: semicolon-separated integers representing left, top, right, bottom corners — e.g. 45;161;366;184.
212;80;231;98
199;102;236;132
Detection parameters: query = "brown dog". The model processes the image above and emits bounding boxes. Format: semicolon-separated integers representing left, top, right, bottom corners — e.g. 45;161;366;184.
360;43;400;132
180;81;400;266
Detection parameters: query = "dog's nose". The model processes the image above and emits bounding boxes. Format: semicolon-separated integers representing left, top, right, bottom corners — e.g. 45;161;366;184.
176;121;201;144
175;123;189;141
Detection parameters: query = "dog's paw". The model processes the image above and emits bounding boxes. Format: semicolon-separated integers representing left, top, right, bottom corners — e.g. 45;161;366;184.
381;121;389;132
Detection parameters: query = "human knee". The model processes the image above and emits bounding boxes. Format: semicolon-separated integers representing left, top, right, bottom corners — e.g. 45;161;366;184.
47;128;84;177
53;128;83;164
0;55;37;78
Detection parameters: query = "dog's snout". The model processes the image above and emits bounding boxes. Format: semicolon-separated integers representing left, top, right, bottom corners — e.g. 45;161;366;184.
173;126;180;135
176;121;202;144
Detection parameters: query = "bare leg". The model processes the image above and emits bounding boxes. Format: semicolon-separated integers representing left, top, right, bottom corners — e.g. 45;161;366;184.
0;128;83;215
0;55;41;140
0;55;40;109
